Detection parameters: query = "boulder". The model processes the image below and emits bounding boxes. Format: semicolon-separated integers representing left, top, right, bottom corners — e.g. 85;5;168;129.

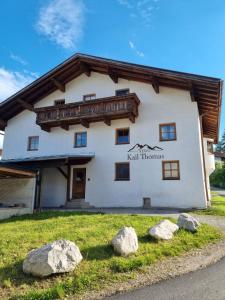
178;213;200;232
149;219;179;240
112;226;138;256
23;239;83;277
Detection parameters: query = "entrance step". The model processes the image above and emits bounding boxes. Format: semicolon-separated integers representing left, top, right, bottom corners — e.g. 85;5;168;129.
66;199;95;209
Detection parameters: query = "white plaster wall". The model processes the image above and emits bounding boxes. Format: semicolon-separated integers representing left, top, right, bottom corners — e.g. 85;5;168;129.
41;167;67;207
2;72;207;208
0;178;35;211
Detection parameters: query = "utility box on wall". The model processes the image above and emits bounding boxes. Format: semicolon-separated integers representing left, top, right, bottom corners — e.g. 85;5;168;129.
143;197;151;208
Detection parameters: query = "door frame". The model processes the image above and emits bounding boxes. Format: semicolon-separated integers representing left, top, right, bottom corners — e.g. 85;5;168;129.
70;167;87;200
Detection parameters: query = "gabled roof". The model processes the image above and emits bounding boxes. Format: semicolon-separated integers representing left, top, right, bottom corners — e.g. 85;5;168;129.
0;53;223;142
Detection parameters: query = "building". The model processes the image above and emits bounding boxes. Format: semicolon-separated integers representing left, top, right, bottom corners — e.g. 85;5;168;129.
0;53;223;214
214;151;225;163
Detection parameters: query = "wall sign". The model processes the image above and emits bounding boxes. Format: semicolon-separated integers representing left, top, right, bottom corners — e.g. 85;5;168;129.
127;144;164;160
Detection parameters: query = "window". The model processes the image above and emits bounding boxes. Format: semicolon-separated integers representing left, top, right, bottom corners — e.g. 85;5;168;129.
207;141;214;154
159;123;176;141
54;99;65;106
27;136;39;151
115;162;130;181
116;128;130;144
74;132;87;148
162;160;180;180
83;94;96;101
115;89;130;96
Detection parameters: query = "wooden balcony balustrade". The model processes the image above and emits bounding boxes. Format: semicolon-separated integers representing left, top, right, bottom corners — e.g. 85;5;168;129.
35;93;140;131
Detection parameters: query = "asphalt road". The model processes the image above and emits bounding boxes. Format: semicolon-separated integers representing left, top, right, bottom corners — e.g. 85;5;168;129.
107;257;225;300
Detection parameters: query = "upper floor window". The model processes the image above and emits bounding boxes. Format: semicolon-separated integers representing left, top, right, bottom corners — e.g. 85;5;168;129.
115;89;130;96
27;136;39;151
207;141;214;154
162;160;180;180
115;162;130;181
74;132;87;148
83;94;96;101
54;99;65;106
159;123;176;141
116;128;130;144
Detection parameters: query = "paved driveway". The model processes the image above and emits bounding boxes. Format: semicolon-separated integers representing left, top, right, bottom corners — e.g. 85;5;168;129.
107;257;225;300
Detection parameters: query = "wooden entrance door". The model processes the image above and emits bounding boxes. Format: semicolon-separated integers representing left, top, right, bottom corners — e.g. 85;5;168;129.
72;168;86;199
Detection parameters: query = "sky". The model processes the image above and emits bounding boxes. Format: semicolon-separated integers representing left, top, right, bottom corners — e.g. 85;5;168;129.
0;0;225;147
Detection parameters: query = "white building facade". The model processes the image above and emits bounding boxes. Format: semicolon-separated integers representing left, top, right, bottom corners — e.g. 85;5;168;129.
0;54;222;210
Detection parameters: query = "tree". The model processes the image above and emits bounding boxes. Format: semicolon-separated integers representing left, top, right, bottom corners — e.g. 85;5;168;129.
216;130;225;152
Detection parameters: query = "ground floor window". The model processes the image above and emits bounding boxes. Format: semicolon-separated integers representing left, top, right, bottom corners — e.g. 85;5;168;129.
115;162;130;181
162;160;180;180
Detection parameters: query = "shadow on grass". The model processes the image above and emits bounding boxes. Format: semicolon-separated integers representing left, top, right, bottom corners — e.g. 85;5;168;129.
211;201;225;205
0;211;105;225
138;233;159;244
82;244;114;260
0;260;39;287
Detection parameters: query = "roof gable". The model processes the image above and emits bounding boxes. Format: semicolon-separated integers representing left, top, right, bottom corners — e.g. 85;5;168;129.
0;53;223;142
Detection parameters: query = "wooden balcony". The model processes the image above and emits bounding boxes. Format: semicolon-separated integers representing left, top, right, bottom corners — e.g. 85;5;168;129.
35;93;140;131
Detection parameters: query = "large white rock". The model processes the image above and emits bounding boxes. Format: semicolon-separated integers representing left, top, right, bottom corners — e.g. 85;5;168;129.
112;226;138;256
149;219;179;240
23;240;83;277
178;213;200;232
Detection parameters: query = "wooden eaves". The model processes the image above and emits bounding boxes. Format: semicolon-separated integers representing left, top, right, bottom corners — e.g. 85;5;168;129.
0;53;223;143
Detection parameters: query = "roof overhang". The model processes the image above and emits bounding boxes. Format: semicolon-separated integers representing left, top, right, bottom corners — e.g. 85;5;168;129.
0;163;37;179
0;53;223;143
1;153;95;168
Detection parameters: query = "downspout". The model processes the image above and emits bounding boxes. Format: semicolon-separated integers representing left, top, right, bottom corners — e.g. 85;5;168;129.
199;115;210;207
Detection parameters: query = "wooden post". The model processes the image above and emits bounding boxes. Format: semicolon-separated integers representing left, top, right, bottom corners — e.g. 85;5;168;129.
67;164;71;202
34;169;42;212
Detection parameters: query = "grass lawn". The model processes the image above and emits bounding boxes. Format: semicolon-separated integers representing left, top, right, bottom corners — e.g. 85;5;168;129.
0;211;221;300
194;192;225;216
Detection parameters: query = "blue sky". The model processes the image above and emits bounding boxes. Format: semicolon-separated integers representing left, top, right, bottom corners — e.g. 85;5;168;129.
0;0;225;147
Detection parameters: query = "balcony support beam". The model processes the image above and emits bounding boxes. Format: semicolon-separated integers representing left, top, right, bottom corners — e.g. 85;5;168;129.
61;124;69;131
41;125;51;132
51;78;65;92
17;98;34;111
129;113;135;123
80;119;89;128
104;117;111;126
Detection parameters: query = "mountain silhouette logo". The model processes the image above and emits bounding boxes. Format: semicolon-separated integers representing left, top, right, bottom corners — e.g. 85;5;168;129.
128;144;163;152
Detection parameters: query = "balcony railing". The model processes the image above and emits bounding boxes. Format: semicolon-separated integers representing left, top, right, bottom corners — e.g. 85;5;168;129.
35;93;140;131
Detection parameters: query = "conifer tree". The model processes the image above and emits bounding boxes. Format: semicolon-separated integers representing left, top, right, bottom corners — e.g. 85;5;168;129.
216;130;225;151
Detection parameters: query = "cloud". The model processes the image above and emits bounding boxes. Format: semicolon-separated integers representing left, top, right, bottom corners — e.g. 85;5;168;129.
118;0;158;26
0;68;38;102
117;0;133;9
129;41;144;57
36;0;85;50
10;53;27;66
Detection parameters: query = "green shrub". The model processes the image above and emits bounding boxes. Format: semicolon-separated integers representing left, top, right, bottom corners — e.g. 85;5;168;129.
210;162;225;188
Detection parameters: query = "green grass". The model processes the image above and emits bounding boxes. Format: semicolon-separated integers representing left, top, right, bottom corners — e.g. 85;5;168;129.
195;193;225;216
0;211;221;300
